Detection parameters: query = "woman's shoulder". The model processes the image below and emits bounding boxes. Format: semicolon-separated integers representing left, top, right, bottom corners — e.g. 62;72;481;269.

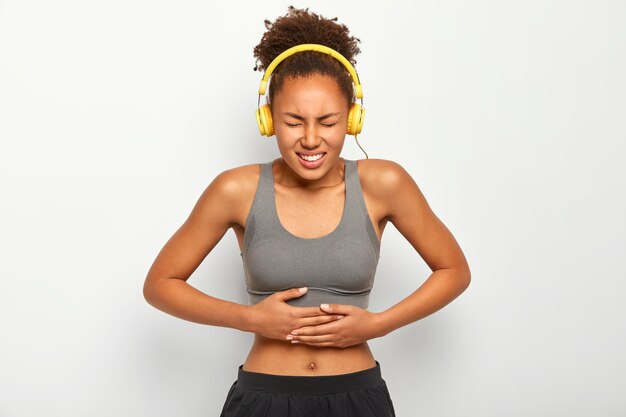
217;161;264;179
353;158;416;194
209;162;265;198
203;162;267;227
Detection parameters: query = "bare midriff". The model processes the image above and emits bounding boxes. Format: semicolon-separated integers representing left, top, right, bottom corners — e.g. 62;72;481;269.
242;334;377;376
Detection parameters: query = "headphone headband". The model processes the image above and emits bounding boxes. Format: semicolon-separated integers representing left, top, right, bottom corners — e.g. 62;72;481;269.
255;43;365;137
257;43;363;99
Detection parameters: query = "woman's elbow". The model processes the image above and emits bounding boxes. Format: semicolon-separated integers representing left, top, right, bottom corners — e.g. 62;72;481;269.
143;276;161;305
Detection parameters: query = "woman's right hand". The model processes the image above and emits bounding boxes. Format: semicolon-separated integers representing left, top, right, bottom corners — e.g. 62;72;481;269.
245;287;343;341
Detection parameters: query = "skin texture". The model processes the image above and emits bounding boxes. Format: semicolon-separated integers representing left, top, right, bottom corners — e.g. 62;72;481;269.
143;73;471;376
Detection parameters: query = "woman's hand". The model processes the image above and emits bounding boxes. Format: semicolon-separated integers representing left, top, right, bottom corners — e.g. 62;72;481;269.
286;303;385;348
245;287;342;342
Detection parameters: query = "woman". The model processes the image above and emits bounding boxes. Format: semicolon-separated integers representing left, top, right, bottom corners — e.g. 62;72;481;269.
143;6;471;416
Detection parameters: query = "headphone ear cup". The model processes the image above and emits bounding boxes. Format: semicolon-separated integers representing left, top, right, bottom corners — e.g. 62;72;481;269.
256;104;274;137
347;103;365;136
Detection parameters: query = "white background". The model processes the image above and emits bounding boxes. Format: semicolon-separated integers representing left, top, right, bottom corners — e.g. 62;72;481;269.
1;1;624;416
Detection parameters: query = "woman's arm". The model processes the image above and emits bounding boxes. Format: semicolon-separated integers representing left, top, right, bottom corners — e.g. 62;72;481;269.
143;166;340;338
372;159;471;336
142;167;254;332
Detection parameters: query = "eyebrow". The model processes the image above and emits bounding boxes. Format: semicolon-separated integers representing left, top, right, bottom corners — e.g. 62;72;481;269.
282;112;341;121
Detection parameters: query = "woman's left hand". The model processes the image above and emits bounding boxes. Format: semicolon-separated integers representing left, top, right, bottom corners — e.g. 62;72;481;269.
285;303;385;348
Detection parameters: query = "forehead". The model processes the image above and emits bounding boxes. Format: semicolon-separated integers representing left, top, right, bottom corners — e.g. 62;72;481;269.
273;73;345;106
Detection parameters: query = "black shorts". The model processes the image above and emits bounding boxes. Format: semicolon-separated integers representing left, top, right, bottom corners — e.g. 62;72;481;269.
219;360;396;417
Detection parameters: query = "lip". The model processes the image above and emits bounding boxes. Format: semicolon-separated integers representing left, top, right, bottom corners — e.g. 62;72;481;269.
296;152;326;169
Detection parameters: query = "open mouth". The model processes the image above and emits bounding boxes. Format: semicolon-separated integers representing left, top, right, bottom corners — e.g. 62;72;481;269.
297;152;326;162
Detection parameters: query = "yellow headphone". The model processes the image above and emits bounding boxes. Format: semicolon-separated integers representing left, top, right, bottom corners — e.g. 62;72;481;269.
256;43;365;137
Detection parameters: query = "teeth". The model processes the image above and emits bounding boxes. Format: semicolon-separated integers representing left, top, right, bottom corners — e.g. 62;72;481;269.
299;153;324;162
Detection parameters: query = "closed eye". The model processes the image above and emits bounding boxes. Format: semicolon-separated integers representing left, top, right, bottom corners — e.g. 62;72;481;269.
284;122;338;128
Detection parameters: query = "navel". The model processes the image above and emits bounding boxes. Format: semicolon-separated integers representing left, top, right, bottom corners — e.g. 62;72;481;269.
308;361;316;370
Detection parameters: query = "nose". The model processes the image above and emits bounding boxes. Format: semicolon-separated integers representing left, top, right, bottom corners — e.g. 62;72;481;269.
301;124;322;149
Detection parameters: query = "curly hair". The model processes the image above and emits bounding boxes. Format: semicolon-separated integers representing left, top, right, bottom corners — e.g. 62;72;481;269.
253;6;362;109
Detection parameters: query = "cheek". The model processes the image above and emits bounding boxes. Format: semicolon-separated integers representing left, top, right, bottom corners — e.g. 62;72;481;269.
274;132;300;153
327;125;348;140
274;128;301;146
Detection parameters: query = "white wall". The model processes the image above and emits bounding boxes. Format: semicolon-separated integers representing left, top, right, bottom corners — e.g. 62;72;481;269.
1;1;624;416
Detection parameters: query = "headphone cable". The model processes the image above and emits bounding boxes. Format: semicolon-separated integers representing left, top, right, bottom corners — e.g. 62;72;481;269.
355;134;369;159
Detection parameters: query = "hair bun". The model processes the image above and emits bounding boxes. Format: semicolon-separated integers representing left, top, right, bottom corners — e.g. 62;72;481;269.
253;6;361;73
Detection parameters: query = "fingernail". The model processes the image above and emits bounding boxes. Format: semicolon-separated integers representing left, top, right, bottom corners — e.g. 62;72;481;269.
320;303;329;309
290;331;299;335
299;287;307;293
336;315;344;319
286;335;293;340
291;340;299;343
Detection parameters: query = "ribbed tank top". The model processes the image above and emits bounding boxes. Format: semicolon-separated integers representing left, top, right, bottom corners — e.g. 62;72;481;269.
240;159;381;308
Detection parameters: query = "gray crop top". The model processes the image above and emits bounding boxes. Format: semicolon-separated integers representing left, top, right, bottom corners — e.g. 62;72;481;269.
240;158;381;308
